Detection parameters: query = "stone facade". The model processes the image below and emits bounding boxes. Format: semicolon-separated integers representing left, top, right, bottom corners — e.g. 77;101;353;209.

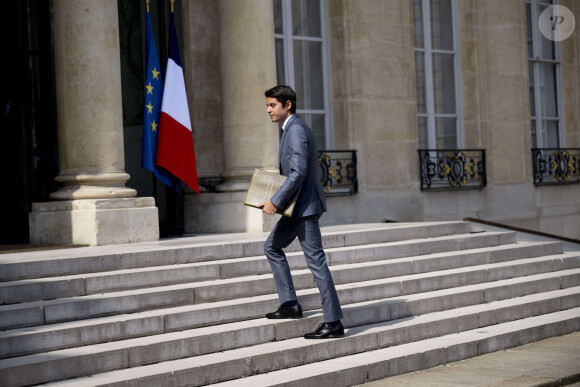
180;0;579;239
29;0;580;244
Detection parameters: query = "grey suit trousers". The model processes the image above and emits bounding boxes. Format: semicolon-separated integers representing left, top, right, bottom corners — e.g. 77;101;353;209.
264;213;343;322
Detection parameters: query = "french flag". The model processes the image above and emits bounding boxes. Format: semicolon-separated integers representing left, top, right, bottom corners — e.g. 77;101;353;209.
156;12;199;194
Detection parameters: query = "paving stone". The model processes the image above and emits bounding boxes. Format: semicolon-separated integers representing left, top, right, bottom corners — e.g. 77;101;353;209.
362;332;580;387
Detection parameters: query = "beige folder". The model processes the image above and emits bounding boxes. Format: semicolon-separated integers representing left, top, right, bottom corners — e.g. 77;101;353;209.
244;169;298;217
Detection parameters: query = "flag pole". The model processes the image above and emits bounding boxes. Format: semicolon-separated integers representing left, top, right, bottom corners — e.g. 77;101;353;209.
146;0;150;13
169;0;183;235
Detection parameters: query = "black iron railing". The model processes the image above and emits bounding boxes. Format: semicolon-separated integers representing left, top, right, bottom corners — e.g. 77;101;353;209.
418;149;487;191
532;148;580;186
318;150;358;196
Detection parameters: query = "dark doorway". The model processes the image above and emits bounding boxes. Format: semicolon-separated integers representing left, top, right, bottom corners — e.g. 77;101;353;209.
0;0;58;245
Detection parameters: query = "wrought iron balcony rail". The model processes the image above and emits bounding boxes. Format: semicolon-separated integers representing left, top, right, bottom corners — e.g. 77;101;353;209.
418;149;487;191
318;150;358;196
532;148;580;186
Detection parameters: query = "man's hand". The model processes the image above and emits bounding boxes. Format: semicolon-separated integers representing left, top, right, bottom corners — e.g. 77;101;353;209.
258;200;278;215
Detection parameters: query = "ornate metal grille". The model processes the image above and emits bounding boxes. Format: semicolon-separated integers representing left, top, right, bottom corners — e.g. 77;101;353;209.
418;149;487;191
318;150;358;196
532;148;580;186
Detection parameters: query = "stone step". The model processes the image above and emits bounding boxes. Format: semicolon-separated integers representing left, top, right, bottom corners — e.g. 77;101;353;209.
0;240;569;331
1;258;578;361
0;230;522;305
0;221;575;387
0;222;471;282
208;308;580;387
18;300;579;387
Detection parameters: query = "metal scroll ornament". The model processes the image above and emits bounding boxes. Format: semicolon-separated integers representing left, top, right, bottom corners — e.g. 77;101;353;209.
440;151;474;187
533;148;579;185
419;149;486;190
319;153;338;193
550;150;576;182
318;150;358;195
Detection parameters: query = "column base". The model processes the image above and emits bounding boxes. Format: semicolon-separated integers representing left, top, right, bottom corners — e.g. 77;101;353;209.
29;197;159;246
184;191;279;234
50;172;137;200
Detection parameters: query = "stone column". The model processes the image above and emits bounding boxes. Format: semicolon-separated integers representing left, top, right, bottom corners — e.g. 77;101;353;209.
218;0;279;189
185;0;279;233
29;0;159;246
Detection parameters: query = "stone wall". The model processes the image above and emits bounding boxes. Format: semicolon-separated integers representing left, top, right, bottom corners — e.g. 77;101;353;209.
182;0;278;234
322;0;580;239
325;0;423;225
181;0;224;182
178;0;579;239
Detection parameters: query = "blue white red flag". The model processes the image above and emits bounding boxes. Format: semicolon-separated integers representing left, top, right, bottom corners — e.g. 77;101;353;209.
156;12;199;193
141;10;175;188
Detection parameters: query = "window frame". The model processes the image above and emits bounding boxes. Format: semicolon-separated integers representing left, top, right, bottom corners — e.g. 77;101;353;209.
526;0;564;148
414;0;464;149
274;0;334;149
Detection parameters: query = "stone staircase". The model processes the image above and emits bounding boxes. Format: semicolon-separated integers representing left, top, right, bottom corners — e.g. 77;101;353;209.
0;221;579;386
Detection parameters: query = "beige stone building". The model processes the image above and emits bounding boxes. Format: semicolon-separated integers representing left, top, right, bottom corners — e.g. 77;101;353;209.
2;0;578;246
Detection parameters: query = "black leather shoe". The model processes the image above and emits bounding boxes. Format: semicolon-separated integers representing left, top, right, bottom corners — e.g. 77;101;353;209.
266;301;303;319
304;321;344;339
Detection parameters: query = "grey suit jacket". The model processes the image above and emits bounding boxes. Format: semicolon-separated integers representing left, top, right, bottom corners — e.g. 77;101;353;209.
270;115;327;218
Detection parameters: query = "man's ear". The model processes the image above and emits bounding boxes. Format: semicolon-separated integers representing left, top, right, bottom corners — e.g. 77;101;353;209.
284;100;292;111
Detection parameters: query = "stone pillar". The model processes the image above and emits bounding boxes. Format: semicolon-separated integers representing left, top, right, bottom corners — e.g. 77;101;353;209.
181;1;225;186
184;0;279;233
217;0;279;191
29;0;159;246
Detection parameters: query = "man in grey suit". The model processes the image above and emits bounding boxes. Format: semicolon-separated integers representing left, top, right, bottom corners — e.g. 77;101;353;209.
258;85;344;339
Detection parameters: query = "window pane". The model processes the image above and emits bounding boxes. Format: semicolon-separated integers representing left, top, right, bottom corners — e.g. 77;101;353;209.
413;0;424;48
275;38;285;84
526;4;533;58
292;0;321;37
418;116;428;149
432;53;456;114
430;0;453;50
531;119;537;148
544;120;559;148
415;52;426;114
435;117;457;149
537;5;556;60
293;40;324;110
529;62;535;117
274;0;283;34
300;113;325;150
539;62;558;117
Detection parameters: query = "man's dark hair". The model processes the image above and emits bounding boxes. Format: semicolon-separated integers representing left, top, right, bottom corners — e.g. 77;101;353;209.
265;85;297;114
